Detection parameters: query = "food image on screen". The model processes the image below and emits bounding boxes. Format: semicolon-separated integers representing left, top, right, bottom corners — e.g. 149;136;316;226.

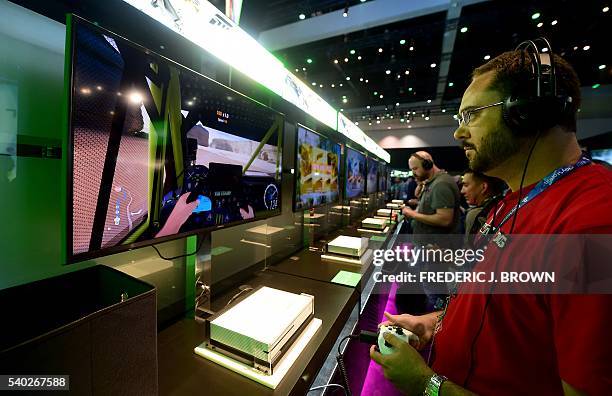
367;157;378;194
345;147;365;199
295;125;340;210
68;17;282;261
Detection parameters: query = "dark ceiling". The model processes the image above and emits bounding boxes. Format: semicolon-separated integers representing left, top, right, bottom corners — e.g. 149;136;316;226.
272;11;447;110
445;0;612;101
240;0;365;37
242;0;612;125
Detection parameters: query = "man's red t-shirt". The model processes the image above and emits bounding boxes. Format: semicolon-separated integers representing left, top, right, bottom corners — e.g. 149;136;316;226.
432;163;612;395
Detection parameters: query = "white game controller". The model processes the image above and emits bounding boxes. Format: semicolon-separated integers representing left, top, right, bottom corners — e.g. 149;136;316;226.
377;325;419;355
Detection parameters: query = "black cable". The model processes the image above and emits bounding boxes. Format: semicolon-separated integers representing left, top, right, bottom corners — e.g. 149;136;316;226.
150;233;206;261
464;131;542;387
335;355;352;396
337;334;358;356
225;286;254;308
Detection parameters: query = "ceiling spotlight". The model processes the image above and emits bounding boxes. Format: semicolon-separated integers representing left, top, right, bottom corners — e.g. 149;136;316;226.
448;82;454;87
331;84;335;87
599;64;606;70
408;125;412;128
299;13;306;20
379;94;384;98
361;0;366;2
366;105;371;109
319;84;323;88
400;118;405;122
531;12;541;20
376;116;380;120
400;39;406;45
425;116;430;121
573;46;578;50
430;63;437;68
369;122;372;125
397;74;401;79
311;82;316;86
343;7;348;17
396;102;400;106
340;108;343;112
357;55;362;60
378;48;383;53
537;22;543;28
295;68;299;72
387;126;391;130
360;77;364;81
412;111;416;115
484;55;491;60
385;70;391;75
344;57;349;62
128;91;143;104
442;109;447;113
334;59;339;64
374;91;378;95
339;83;343;87
342;98;348;103
408;87;413;91
96;85;103;91
350;49;356;55
355;121;359;125
592;83;601;89
376;120;381;124
551;20;558;25
460;26;468;33
346;76;351;80
409;46;414;51
583;45;591;51
307;58;313;64
80;87;91;95
427;99;432;103
186;100;193;106
603;6;609;13
302;67;306;71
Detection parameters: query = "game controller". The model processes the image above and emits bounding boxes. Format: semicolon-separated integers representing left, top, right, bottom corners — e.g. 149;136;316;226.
377;325;419;355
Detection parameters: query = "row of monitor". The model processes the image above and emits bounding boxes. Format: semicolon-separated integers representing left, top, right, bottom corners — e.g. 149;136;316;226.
67;16;387;263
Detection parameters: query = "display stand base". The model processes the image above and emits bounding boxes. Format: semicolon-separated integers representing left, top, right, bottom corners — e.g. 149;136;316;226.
357;226;390;234
321;249;373;266
194;318;322;389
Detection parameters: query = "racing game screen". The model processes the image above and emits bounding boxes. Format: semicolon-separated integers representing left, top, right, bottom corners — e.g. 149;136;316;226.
68;17;282;261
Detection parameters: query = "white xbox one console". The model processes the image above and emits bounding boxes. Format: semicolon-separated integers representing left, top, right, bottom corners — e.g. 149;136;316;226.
362;217;388;230
377;208;392;217
386;203;401;209
391;200;405;205
327;235;368;257
208;287;314;374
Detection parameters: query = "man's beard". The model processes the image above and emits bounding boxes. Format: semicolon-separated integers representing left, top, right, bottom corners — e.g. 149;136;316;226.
466;127;522;173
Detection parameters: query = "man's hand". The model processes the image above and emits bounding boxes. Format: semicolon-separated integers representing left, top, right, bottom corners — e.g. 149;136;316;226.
379;311;438;349
370;332;434;396
402;206;417;218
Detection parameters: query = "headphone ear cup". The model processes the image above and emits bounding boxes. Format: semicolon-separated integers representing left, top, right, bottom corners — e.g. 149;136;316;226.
503;96;536;134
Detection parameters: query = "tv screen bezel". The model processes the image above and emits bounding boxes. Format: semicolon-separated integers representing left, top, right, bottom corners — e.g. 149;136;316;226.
66;15;284;264
292;123;342;212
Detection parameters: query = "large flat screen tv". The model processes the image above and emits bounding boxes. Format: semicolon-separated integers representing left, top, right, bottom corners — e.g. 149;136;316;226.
67;16;283;263
345;147;365;199
366;157;378;194
378;162;387;192
294;125;341;211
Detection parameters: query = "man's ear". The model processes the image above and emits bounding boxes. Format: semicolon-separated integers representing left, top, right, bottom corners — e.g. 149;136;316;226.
481;181;489;195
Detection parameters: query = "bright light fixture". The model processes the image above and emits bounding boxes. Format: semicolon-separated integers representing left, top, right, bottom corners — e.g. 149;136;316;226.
430;63;437;68
299;13;305;20
129;91;143;104
460;26;468;33
400;39;406;45
532;12;541;20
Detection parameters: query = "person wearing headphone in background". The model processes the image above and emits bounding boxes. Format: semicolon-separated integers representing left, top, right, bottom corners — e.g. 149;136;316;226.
460;170;506;249
371;39;612;395
400;151;462;313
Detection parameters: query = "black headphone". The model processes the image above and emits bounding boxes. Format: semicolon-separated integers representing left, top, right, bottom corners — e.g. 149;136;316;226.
411;153;433;170
502;37;573;134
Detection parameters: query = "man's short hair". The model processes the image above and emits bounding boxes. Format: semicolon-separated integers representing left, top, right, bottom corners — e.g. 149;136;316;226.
472;50;581;131
464;169;507;196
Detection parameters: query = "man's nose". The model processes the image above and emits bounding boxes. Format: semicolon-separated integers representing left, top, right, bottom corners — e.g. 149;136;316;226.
454;125;470;141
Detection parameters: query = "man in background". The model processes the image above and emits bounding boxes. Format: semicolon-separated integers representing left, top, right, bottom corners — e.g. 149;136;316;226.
460;170;506;247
